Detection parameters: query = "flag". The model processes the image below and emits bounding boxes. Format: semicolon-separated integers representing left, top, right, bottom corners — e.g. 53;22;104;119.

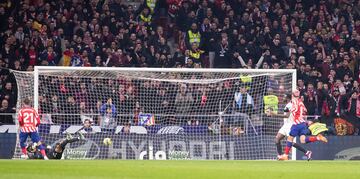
32;21;42;31
62;50;72;66
138;113;155;126
71;54;83;67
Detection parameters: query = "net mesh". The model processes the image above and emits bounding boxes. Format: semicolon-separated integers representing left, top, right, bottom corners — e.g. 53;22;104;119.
12;68;294;160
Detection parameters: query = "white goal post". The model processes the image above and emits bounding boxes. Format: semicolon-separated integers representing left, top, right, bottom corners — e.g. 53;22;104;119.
12;66;297;160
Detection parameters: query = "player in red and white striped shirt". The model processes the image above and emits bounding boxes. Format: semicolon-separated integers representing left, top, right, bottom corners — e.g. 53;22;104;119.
278;89;328;161
290;95;307;125
18;98;48;160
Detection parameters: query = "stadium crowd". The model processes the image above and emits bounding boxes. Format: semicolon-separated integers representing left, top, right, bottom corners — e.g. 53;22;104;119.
1;0;360;135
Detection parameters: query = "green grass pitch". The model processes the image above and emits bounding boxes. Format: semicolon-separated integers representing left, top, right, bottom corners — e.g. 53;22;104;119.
0;160;359;179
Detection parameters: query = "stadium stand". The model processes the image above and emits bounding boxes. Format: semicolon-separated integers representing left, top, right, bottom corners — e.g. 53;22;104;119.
0;0;359;135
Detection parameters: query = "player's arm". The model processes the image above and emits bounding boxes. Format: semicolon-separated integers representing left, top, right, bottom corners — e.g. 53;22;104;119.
298;102;307;115
18;110;23;126
266;102;291;118
266;111;290;118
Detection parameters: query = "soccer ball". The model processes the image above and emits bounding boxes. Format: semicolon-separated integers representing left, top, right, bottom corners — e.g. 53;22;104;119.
103;138;112;146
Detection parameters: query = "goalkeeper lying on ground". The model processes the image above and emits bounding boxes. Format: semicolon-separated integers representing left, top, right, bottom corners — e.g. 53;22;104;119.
26;132;85;160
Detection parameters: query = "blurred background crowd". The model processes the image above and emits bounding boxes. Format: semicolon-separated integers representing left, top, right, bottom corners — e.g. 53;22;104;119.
1;0;360;135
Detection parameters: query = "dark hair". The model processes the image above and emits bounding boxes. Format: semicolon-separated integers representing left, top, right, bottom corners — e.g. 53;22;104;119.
285;94;292;100
23;98;31;105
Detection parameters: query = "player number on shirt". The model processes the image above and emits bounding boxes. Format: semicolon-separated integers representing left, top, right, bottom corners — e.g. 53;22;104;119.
23;112;34;124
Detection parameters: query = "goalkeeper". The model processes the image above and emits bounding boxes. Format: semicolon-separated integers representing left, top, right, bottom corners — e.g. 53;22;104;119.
27;132;85;160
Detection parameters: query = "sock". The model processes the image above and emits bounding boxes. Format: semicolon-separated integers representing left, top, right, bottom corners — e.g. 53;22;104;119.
305;136;317;143
275;142;282;155
284;141;292;155
292;143;307;154
21;148;27;155
40;149;46;157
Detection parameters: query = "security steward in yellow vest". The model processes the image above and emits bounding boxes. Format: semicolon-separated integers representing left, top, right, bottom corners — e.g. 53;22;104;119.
138;8;152;24
189;42;204;66
186;23;201;49
239;75;252;90
263;94;279;114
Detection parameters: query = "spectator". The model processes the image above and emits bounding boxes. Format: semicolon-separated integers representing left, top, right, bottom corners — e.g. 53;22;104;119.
188;42;204;66
214;38;232;68
1;82;16;107
99;98;117;131
0;99;14;124
80;101;92;124
341;90;360;131
40;46;58;66
121;122;131;134
75;82;89;105
234;84;254;114
61;96;80;125
185;23;201;49
303;83;319;115
175;84;194;117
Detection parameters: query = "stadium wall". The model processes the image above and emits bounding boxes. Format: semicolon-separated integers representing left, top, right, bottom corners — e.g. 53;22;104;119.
1;125;359;160
0;133;16;159
296;136;360;160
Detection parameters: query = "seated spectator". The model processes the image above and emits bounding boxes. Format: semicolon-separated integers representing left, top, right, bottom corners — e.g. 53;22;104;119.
0;99;14;124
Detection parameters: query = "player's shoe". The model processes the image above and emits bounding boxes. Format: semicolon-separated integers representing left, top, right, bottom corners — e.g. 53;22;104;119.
317;134;328;143
305;151;312;161
66;132;73;140
20;154;29;160
43;156;49;160
278;154;288;161
77;132;85;140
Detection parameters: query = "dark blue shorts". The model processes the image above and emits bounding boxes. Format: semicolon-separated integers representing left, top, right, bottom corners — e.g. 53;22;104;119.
289;122;309;137
19;132;41;148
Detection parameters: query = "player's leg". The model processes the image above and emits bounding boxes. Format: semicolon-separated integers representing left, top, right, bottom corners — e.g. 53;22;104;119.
278;124;299;160
292;142;308;154
19;132;29;158
278;135;293;160
275;132;285;157
284;124;299;155
284;136;294;155
303;134;328;143
30;132;48;160
299;123;328;144
297;135;312;161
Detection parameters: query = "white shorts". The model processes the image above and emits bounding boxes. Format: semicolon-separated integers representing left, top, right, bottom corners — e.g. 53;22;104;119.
278;123;292;136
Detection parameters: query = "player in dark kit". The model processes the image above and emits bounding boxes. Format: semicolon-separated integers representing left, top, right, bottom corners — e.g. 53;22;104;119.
27;132;85;160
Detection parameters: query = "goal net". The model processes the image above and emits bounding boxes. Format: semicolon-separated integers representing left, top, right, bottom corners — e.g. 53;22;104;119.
12;67;296;160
